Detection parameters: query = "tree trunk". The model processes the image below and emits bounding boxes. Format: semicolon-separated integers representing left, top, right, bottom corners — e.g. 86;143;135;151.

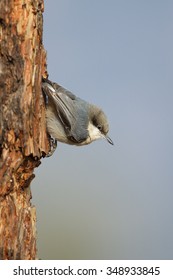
0;0;49;259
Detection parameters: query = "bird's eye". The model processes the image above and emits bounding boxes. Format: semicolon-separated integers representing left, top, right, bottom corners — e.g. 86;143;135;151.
97;124;102;131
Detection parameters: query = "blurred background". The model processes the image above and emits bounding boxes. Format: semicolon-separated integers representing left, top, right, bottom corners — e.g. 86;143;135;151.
32;0;173;259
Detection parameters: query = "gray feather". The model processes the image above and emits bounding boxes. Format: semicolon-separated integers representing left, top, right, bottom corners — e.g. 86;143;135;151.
42;79;89;143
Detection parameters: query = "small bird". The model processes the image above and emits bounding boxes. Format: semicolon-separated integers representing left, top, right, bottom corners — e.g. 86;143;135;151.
42;78;113;149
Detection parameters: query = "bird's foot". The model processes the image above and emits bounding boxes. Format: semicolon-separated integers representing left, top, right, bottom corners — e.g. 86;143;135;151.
46;137;57;157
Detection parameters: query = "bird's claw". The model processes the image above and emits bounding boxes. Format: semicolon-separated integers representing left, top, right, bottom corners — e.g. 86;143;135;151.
46;137;57;157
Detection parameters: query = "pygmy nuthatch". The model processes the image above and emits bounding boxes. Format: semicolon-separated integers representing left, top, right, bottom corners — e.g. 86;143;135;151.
42;78;113;148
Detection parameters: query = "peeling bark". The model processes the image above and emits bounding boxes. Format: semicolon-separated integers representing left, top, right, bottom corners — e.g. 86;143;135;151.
0;0;49;259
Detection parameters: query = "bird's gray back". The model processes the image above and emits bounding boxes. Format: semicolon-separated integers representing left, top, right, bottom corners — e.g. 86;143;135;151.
43;81;90;143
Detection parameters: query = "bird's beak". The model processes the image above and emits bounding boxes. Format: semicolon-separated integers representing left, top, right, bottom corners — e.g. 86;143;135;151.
105;135;114;145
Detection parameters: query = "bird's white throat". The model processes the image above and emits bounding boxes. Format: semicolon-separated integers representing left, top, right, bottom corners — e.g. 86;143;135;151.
87;122;103;142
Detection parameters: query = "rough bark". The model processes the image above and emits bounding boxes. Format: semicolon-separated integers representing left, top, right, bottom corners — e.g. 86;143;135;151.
0;0;49;259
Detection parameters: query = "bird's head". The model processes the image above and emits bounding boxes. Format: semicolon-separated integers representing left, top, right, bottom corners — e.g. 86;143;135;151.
88;105;114;145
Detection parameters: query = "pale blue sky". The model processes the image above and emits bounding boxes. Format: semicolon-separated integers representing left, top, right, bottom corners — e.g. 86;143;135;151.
32;0;173;259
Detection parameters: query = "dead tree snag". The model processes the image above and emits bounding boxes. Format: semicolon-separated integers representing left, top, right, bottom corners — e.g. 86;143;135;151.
0;0;49;259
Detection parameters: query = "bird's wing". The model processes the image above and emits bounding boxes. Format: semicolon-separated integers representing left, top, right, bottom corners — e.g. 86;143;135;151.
42;80;89;143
